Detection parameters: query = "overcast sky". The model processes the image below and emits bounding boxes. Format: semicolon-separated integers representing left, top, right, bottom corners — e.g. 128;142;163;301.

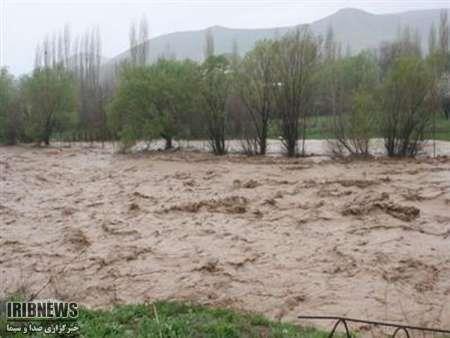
1;0;449;75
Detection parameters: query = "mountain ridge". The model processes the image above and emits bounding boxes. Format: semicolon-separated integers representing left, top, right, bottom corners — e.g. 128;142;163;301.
105;7;450;68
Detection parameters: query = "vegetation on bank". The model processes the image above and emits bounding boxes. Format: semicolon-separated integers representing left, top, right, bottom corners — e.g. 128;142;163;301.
0;12;450;158
1;301;334;338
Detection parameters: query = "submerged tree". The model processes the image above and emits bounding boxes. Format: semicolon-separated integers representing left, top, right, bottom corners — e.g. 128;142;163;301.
108;59;200;151
144;59;200;149
379;57;435;157
237;40;276;155
107;65;153;150
0;68;19;145
328;52;379;156
200;55;232;155
71;27;106;131
272;28;320;157
20;32;76;145
21;66;75;145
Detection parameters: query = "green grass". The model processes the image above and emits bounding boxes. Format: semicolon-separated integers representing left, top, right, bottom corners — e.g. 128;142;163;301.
267;116;336;140
1;301;335;338
304;115;335;140
301;114;450;141
428;115;450;141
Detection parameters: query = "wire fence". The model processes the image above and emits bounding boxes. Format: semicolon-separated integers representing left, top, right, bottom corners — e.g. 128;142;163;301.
297;315;450;338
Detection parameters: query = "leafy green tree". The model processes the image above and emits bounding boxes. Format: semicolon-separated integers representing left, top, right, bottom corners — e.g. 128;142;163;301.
21;66;76;145
0;68;19;145
379;57;435;157
428;10;450;120
437;73;450;119
147;59;200;148
237;40;276;155
199;55;232;155
108;59;200;151
108;65;159;150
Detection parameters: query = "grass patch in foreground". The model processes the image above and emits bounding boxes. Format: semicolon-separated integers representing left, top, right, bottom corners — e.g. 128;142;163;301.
1;301;335;338
79;301;332;337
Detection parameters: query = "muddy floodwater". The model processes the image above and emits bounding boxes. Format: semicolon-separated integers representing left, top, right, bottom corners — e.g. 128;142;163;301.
1;142;450;335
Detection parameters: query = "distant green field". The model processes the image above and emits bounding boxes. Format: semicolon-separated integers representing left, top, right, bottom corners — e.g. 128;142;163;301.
300;114;450;141
428;116;450;141
1;301;335;338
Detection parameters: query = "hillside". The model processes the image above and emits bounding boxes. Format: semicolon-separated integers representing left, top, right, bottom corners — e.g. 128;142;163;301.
105;7;449;68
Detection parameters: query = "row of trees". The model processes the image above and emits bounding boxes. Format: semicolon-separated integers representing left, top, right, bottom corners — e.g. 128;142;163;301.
327;17;450;157
0;21;120;146
110;15;450;157
1;12;450;157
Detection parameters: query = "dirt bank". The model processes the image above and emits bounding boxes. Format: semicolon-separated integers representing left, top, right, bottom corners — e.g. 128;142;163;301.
1;144;450;336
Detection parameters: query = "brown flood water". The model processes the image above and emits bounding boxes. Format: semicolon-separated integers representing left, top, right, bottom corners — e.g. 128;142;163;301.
1;143;450;335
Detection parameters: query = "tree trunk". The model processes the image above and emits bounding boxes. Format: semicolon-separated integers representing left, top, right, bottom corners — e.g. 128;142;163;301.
286;138;297;157
165;137;172;150
259;124;267;155
42;125;51;146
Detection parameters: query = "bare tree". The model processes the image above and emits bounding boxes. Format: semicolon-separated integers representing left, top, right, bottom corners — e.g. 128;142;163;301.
128;16;149;66
231;37;240;68
429;23;437;55
439;10;449;54
204;28;215;59
378;26;422;76
138;16;149;65
437;9;450;74
63;24;71;68
72;27;106;131
129;21;138;66
324;25;337;61
34;44;42;69
321;25;341;119
42;36;50;68
51;33;57;68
